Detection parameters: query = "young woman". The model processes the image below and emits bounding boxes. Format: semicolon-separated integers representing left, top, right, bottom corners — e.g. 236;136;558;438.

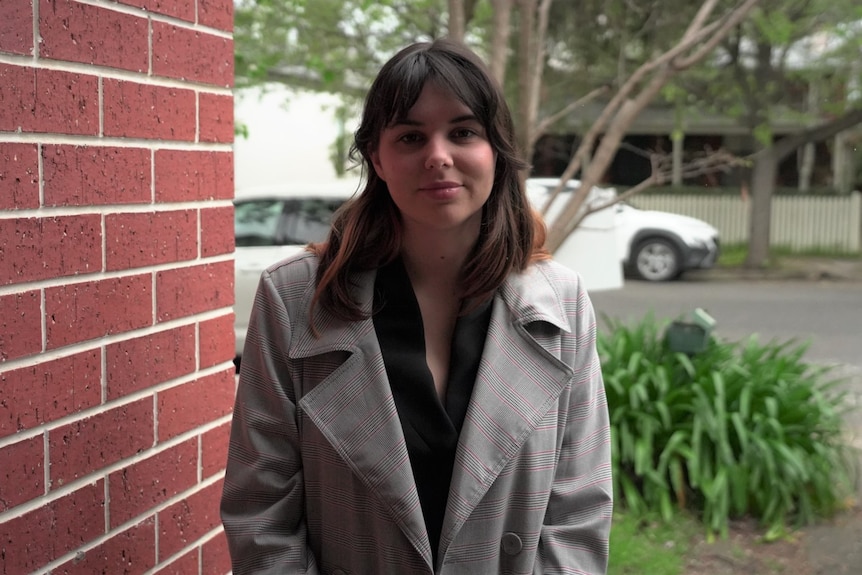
221;38;612;575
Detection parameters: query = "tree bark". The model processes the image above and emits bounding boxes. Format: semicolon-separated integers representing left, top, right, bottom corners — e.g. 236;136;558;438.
515;0;537;158
746;152;776;268
448;0;465;41
488;0;514;83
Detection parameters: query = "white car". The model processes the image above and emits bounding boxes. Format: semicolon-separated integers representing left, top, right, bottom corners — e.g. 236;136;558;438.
527;178;720;282
233;181;360;358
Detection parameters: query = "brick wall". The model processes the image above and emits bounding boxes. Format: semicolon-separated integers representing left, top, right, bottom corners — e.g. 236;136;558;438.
0;1;235;573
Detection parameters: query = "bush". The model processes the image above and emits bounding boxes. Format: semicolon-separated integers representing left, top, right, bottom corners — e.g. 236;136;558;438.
599;315;857;540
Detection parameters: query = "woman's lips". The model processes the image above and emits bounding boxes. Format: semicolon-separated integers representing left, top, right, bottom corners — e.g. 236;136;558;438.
420;182;462;200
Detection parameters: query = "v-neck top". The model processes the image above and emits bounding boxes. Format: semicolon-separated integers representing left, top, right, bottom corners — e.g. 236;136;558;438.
372;257;493;564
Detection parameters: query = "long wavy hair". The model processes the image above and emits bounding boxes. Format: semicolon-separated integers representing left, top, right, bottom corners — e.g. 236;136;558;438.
308;38;548;323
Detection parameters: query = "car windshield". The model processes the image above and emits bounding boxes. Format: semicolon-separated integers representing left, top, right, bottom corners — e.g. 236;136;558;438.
235;197;345;247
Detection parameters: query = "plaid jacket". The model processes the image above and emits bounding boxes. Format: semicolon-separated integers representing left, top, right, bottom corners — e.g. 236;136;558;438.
221;252;612;574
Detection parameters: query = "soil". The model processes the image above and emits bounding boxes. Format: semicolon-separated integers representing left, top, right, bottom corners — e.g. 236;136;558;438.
683;505;862;575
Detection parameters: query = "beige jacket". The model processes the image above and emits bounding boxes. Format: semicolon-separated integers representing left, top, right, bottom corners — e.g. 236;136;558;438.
221;252;612;574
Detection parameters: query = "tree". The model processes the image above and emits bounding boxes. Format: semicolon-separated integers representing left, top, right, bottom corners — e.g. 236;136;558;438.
680;0;862;267
542;0;763;252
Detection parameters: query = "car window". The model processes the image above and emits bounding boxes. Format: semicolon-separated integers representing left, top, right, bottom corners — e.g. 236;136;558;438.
277;198;344;245
234;197;345;247
235;199;284;246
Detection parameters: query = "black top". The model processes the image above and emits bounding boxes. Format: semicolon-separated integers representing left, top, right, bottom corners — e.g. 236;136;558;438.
373;257;492;564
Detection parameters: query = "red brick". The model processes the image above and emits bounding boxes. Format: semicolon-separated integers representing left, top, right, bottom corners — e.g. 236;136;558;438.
116;0;194;22
43;145;151;206
0;436;44;511
154;549;198;574
199;92;234;143
45;275;153;349
198;0;233;32
106;325;196;399
108;439;197;527
202;531;231;575
199;313;235;369
49;398;154;486
158;480;223;560
103;79;196;141
0;63;36;132
0;290;41;362
152;22;233;87
55;518;157;575
0;481;105;574
157;369;235;442
106;210;197;271
0;143;39;209
156;261;233;322
3;64;97;137
39;0;148;72
0;349;101;438
0;0;34;55
0;215;102;286
200;421;230;479
154;150;234;202
200;205;234;257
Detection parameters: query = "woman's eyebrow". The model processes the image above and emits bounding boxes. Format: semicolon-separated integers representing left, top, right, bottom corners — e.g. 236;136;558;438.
391;114;480;127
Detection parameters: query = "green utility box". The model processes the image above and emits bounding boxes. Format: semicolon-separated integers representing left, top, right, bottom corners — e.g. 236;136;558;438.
665;308;716;354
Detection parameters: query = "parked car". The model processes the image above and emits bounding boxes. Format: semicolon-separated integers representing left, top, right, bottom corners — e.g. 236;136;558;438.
526;178;720;282
233;181;360;358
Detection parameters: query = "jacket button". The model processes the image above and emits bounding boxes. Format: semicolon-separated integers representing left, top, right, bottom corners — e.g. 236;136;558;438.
501;532;523;555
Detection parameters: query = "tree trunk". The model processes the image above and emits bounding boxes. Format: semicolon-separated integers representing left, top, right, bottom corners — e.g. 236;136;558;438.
745;152;777;268
515;0;537;158
448;0;465;41
488;0;513;84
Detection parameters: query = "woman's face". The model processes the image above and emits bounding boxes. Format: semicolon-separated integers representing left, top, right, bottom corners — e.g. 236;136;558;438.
371;81;496;239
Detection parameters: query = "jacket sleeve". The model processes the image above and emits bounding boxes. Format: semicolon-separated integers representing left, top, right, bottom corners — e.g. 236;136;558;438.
220;270;320;574
536;279;613;575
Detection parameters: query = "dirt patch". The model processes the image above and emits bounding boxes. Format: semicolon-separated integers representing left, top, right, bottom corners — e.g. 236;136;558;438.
684;506;862;575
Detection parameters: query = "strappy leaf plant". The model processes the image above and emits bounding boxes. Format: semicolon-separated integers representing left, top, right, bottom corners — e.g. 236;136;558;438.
599;314;857;540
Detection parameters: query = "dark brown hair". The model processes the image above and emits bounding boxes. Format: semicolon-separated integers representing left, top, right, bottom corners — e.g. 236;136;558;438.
309;38;548;323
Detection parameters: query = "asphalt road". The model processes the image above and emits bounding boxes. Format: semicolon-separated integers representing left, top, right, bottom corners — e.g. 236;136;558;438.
588;278;862;370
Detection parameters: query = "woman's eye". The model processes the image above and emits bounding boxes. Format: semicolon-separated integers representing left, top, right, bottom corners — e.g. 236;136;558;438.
452;128;477;139
397;132;423;144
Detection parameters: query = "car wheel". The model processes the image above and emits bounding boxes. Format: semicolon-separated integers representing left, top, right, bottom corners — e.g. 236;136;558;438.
632;238;681;281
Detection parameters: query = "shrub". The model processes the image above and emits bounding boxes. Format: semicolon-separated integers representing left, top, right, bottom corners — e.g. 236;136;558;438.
599;314;857;540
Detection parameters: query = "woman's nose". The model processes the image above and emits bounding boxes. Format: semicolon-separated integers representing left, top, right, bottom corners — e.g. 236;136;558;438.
424;136;452;169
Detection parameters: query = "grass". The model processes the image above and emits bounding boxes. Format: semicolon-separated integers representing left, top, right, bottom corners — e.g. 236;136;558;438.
608;511;697;575
718;243;861;268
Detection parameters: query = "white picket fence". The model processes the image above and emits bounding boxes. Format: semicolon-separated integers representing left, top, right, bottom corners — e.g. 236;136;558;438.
633;191;862;253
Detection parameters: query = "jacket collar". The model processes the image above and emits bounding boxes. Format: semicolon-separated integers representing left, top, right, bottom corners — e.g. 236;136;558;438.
288;261;571;359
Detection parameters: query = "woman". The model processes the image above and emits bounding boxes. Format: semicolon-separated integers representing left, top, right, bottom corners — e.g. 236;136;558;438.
221;38;612;575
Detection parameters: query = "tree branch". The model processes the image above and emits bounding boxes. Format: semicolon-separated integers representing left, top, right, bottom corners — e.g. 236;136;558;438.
532;85;610;148
767;108;862;161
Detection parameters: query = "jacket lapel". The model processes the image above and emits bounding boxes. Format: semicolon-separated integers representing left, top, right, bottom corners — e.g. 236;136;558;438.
289;269;433;568
441;264;575;550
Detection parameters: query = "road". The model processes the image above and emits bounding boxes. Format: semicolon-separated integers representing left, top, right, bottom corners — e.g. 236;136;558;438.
588;278;862;369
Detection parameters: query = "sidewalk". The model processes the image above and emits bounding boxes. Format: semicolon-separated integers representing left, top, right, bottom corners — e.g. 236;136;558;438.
685;256;862;574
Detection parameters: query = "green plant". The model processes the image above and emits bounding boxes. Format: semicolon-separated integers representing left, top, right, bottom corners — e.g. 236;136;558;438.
599;315;856;540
